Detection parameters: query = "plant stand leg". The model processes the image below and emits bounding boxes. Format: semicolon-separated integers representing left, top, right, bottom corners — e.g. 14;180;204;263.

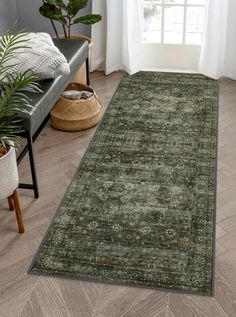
9;190;25;233
7;197;15;211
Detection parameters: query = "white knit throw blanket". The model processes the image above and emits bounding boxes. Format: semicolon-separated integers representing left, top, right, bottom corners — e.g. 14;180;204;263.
1;33;70;81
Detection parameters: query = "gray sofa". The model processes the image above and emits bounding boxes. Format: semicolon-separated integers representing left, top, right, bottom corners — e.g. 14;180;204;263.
18;39;89;198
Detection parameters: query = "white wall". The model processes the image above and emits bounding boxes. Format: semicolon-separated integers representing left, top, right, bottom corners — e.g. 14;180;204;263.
224;0;236;78
0;0;18;34
16;0;92;37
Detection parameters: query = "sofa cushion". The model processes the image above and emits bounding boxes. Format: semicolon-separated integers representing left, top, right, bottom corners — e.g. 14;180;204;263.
22;39;89;135
1;33;70;81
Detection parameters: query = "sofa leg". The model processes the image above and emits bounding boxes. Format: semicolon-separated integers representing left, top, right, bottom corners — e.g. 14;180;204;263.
27;133;39;199
86;57;90;86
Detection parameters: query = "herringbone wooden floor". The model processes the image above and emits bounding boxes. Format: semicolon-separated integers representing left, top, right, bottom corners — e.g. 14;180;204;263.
0;72;236;317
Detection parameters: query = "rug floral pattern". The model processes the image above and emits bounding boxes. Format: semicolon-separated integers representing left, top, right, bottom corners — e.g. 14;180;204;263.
29;72;218;295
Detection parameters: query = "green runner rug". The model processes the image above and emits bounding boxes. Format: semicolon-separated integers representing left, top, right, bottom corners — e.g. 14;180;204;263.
29;72;218;295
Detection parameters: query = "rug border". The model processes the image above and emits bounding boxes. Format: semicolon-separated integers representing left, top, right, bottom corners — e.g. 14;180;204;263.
210;78;220;297
28;72;219;297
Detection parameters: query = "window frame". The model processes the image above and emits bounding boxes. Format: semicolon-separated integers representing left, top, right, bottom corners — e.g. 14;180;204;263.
143;0;207;45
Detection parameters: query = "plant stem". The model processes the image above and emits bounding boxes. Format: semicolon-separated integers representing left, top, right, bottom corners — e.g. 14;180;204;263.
50;19;59;38
68;16;72;39
63;24;67;38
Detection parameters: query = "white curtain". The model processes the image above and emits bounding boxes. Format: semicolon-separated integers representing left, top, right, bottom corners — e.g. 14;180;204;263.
199;0;236;79
91;0;143;75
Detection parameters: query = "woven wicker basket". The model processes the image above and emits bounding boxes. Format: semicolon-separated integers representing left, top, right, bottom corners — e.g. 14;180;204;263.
51;83;102;132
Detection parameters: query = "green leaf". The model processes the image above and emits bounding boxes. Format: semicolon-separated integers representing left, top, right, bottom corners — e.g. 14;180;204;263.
73;14;102;25
42;0;67;10
67;0;87;16
39;3;61;19
39;3;68;25
0;31;30;70
0;31;41;146
52;14;67;25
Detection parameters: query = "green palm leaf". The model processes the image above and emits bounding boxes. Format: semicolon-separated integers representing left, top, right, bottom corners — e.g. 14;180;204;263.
0;31;41;149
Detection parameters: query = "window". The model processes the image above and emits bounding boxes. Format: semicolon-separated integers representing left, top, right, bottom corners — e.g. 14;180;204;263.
143;0;207;45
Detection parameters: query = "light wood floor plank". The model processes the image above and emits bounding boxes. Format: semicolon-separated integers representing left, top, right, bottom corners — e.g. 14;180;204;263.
55;279;95;317
169;292;228;317
121;292;170;317
19;289;44;317
93;285;154;317
0;275;38;317
31;278;71;317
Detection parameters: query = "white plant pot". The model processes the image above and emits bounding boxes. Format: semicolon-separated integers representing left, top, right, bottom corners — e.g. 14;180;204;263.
0;146;19;200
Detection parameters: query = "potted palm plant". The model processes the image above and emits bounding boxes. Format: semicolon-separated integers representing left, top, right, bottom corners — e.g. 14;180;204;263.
0;31;40;232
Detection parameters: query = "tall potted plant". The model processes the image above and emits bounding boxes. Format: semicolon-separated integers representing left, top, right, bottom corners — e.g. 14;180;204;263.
39;0;102;40
39;0;102;83
0;31;40;232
